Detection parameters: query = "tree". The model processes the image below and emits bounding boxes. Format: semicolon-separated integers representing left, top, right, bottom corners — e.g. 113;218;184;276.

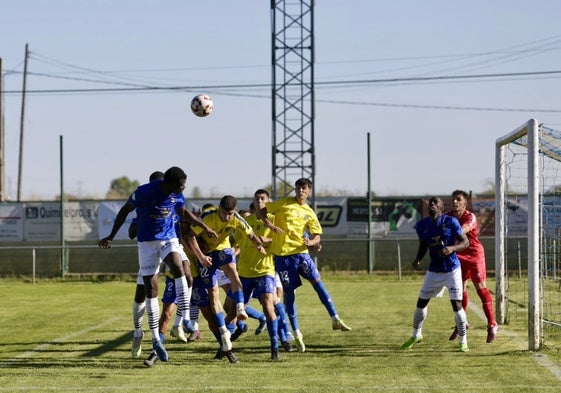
105;176;139;199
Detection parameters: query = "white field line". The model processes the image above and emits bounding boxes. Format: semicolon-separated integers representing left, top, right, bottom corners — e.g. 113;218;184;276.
469;301;561;381
0;317;121;368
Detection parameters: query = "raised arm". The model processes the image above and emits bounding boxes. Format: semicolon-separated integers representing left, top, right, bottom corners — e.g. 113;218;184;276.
177;206;218;239
98;200;135;249
255;205;283;234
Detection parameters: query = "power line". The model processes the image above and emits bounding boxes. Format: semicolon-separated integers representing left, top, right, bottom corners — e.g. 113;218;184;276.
319;99;561;113
3;69;561;95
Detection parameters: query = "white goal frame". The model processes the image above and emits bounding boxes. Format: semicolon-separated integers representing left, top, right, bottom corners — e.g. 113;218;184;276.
495;118;540;350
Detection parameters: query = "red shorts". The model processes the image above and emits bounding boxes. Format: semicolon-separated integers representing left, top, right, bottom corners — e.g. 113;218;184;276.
460;257;486;284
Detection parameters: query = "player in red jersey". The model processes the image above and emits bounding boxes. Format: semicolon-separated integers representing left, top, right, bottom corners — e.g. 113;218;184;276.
446;190;498;343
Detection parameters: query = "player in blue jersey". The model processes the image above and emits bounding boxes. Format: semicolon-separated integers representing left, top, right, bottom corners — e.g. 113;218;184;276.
98;166;217;363
129;171;164;358
400;196;471;352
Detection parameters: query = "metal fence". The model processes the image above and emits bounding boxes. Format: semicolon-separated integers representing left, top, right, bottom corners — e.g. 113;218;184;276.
0;236;512;281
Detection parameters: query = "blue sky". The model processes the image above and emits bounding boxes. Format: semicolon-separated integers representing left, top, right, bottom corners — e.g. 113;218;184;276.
1;1;561;200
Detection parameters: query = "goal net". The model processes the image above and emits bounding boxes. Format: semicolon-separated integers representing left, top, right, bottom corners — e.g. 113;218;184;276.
495;119;561;350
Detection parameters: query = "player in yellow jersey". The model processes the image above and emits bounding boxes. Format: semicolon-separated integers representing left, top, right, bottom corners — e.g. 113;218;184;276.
236;189;286;360
257;178;351;352
186;195;266;355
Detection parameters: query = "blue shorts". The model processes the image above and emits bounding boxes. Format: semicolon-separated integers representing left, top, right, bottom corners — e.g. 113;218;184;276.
190;277;210;308
240;275;276;303
161;276;177;304
274;253;321;292
208;248;236;269
196;248;236;289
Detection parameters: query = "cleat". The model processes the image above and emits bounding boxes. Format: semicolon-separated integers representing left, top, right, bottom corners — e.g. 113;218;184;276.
170;326;187;343
224;350;239;364
255;318;267;335
271;348;280;361
183;319;195;334
236;305;248;321
281;341;293;352
400;336;423;350
332;318;352;331
486;324;499;343
449;323;469;341
221;330;233;352
231;324;247;342
213;348;225;361
152;340;169;362
285;332;295;342
231;328;244;342
131;331;144;358
187;330;201;342
459;342;470;352
295;332;306;352
143;351;158;367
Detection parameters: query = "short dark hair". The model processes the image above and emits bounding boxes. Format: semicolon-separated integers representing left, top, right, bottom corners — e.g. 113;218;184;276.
238;208;251;216
452;189;469;200
254;188;270;197
201;203;214;211
149;171;164;182
295;178;312;187
164;166;187;183
220;195;237;211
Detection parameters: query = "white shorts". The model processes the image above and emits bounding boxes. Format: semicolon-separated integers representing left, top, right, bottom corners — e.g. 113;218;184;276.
137;238;182;277
217;269;231;287
136;260;169;285
178;246;188;263
419;268;463;301
275;272;282;289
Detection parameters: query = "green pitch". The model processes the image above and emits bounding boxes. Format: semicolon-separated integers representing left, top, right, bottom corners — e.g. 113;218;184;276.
0;275;560;392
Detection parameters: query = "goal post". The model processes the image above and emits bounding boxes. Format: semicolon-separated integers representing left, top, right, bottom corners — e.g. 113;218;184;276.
495;119;561;351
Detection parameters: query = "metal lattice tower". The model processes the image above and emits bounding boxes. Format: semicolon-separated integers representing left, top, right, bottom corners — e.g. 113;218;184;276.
270;0;315;200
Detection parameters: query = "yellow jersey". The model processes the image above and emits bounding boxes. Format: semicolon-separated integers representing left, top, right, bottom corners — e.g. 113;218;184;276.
236;213;275;278
266;197;322;256
191;207;254;252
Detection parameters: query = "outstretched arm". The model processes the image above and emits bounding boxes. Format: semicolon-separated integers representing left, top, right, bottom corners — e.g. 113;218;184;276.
186;229;213;267
98;201;135;249
255;206;283;234
178;206;218;239
248;232;267;255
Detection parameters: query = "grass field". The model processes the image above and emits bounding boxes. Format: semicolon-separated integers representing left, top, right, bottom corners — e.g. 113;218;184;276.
1;274;560;392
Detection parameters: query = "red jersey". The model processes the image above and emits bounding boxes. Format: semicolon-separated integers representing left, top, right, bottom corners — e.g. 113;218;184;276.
445;209;485;264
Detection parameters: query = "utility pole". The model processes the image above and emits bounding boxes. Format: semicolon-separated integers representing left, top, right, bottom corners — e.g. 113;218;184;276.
17;43;29;201
0;57;5;201
270;1;315;201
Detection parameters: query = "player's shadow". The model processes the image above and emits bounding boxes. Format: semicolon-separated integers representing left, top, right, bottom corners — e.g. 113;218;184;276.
80;332;131;357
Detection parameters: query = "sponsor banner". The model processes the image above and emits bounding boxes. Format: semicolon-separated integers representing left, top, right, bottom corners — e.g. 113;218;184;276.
346;198;423;237
4;195;559;242
0;204;24;241
98;201;135;241
24;201;98;241
64;201;98;241
315;197;347;235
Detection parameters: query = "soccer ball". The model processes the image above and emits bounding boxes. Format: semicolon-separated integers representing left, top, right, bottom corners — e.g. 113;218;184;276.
190;93;214;117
